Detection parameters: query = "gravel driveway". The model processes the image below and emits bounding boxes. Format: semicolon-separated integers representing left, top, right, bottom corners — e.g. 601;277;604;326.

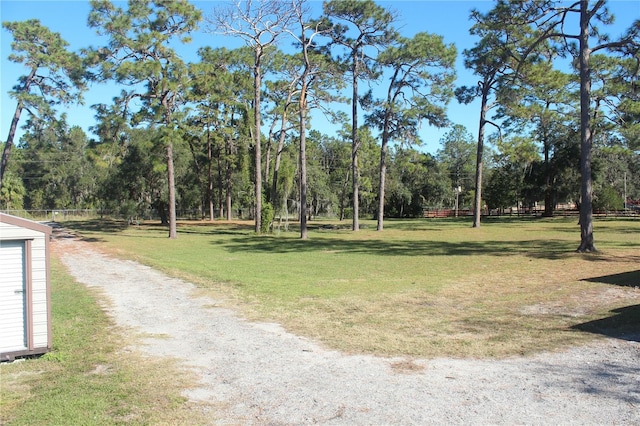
54;231;639;425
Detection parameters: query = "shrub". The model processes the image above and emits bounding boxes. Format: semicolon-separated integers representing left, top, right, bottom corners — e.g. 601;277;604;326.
594;186;623;211
261;201;274;233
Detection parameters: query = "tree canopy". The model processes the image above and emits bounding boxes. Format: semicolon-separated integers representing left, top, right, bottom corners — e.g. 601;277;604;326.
2;0;638;249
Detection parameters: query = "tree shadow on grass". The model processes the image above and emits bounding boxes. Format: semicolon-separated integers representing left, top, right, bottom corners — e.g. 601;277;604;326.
572;305;640;342
51;220;124;243
583;270;640;287
61;219;130;233
179;221;255;236
66;219;256;235
572;270;640;342
218;236;579;260
61;219;167;242
64;218;638;261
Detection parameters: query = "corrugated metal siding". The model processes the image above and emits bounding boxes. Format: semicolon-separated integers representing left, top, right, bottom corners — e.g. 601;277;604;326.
0;241;27;353
31;238;49;348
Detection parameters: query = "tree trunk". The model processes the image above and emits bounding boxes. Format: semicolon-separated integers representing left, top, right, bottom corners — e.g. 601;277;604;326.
299;88;308;240
543;137;554;217
576;0;596;252
225;139;232;221
351;57;360;231
0;67;35;190
207;128;215;221
473;80;489;228
340;168;350;221
217;144;224;219
167;142;177;239
254;50;263;233
271;109;289;205
264;121;277;199
377;144;387;231
377;111;392;231
0;102;23;191
540;107;554;217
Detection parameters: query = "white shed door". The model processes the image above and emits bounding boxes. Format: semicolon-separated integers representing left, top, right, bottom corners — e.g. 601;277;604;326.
0;241;27;353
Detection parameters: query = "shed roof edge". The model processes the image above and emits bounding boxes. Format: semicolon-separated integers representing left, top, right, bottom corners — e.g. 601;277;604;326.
0;213;53;236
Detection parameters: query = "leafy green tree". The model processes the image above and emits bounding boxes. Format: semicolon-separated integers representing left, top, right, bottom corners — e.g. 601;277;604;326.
90;102;131;164
385;148;418;217
19;119;95;210
368;32;456;230
64;126;99;208
208;0;297;233
485;167;517;212
617;56;640;150
388;148;450;217
504;0;640;251
263;51;302;206
0;141;27;210
355;126;382;217
1;19;85;190
271;145;297;229
456;1;523;228
321;126;352;220
486;135;540;212
593;143;634;211
88;0;201;238
181;119;214;219
89;102;135;215
188;46;253;220
593;186;623;211
545;126;582;209
97;124;195;222
324;0;397;231
498;59;576;216
289;2;343;238
173;133;202;218
437;125;476;216
588;54;640;151
0;168;26;210
100;127;166;220
186;48;228;220
305;130;334;220
383;157;413;217
626;151;640;202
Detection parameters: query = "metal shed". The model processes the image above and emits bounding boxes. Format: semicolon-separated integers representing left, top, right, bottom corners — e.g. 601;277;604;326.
0;213;52;361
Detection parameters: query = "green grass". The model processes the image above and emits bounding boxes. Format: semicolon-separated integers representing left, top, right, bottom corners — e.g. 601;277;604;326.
2;216;636;423
64;216;640;358
0;257;205;425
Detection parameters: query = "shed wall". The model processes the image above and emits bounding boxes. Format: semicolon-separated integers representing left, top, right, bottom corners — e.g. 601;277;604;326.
0;241;27;353
0;215;52;359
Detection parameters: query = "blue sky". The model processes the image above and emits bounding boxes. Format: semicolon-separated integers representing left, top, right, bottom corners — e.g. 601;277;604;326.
1;0;639;154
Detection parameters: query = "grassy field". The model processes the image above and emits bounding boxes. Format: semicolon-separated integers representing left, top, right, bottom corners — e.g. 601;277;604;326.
61;216;640;359
2;216;637;424
0;257;206;425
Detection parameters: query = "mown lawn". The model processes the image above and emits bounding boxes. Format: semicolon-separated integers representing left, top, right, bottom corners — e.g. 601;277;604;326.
65;216;639;358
